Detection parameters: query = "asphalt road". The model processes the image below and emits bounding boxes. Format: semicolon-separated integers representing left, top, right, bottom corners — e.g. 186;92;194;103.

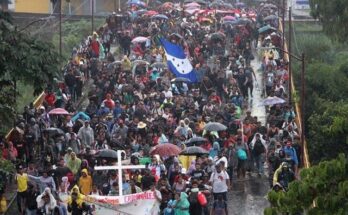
226;52;270;215
228;176;270;215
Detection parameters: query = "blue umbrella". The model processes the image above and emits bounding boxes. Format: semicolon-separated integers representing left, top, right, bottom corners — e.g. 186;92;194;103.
258;25;277;33
128;0;147;7
151;14;168;20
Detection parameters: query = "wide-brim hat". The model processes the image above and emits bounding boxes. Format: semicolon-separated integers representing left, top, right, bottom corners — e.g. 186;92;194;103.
137;121;147;129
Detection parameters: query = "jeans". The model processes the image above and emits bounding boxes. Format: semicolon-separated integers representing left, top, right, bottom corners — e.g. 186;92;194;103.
25;208;37;215
254;154;264;174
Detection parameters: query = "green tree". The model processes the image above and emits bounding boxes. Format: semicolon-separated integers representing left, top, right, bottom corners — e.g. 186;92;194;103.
307;100;348;163
265;154;348;215
0;12;61;124
309;0;348;42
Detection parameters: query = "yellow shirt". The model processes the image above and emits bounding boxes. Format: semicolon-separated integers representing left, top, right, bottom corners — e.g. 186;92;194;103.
16;173;28;192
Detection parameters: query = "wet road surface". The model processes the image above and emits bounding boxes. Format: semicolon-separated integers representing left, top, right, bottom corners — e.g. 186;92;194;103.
226;51;270;215
228;176;270;215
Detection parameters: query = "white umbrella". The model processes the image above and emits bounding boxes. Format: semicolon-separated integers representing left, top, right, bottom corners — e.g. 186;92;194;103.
131;36;149;44
261;96;286;106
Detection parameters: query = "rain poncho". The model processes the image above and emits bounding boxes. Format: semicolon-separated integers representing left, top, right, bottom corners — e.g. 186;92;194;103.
174;192;190;215
78;169;93;195
36;187;57;214
67;185;85;208
209;141;220;159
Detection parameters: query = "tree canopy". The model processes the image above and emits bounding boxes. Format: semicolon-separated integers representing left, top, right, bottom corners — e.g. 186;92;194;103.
0;12;61;124
309;0;348;42
265;154;348;215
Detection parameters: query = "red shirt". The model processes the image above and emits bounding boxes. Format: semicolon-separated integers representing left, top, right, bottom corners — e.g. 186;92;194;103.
91;40;100;56
45;93;56;106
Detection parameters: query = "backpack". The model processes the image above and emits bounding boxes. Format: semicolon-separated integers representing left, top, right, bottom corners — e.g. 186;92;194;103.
253;140;265;155
237;149;247;160
189;191;198;204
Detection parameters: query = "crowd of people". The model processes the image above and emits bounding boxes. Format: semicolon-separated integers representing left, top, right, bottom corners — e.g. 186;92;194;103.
0;1;301;214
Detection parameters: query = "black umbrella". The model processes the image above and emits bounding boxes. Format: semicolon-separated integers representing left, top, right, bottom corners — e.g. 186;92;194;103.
180;146;208;156
264;14;278;21
44;127;65;136
184;137;207;146
204;122;227;131
95;149;118;159
210;32;226;41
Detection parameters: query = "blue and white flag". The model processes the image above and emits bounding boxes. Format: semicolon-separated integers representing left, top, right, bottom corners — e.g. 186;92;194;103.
160;38;198;83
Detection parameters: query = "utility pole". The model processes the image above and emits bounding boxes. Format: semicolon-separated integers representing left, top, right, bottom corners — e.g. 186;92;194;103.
59;0;62;57
288;7;292;104
300;53;305;152
282;0;285;49
91;0;94;34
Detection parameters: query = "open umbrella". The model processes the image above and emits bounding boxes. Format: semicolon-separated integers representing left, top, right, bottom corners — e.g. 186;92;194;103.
132;59;150;65
150;143;181;157
171;77;191;82
264;14;278;21
184;2;200;8
143;10;158;16
151;14;168;20
44;127;65;136
48;108;69;115
184;0;207;4
261;96;286;106
180;146;208;156
210;32;225;41
95;149;118;159
184;137;207;146
160;2;174;10
237;18;252;25
151;62;167;69
131;36;149;43
204;122;227;131
258;25;277;34
235;2;246;7
128;0;147;7
223;15;236;21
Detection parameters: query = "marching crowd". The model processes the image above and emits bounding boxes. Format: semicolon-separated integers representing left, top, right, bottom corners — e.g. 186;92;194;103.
0;1;301;215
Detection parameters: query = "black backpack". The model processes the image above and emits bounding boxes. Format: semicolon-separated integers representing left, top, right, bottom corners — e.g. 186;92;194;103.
253;140;265;155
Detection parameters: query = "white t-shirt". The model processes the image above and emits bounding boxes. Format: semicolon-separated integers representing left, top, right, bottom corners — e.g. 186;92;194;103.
209;171;230;193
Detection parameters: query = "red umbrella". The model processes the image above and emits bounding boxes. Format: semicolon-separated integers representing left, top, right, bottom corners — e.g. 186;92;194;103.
150;143;181;157
48;108;69;115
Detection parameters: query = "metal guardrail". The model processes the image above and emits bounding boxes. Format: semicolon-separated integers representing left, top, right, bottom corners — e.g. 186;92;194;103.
278;21;311;169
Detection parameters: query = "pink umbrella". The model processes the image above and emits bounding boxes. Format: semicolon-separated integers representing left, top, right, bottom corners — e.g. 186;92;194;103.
223;15;236;21
150;143;182;157
143;10;158;16
184;2;200;8
48;108;69;115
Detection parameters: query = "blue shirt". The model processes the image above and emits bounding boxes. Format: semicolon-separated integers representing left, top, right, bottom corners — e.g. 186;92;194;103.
283;146;298;165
